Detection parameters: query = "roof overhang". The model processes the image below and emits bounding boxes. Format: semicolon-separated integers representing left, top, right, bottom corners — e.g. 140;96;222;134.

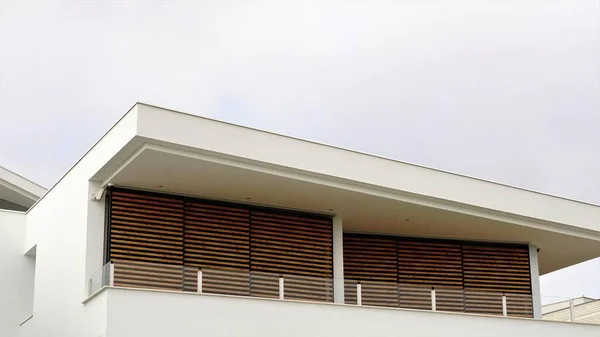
89;103;600;275
0;166;46;209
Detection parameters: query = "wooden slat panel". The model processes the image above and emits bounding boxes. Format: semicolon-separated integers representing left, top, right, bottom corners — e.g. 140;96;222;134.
462;244;532;317
109;190;185;290
109;189;334;301
283;274;334;302
343;234;398;306
344;233;532;317
250;211;333;302
398;240;464;312
184;201;250;294
398;285;432;310
112;260;188;291
506;293;534;318
202;268;250;296
464;290;504;316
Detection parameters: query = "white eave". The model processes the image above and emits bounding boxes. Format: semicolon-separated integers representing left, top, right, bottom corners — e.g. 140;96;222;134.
0;165;46;209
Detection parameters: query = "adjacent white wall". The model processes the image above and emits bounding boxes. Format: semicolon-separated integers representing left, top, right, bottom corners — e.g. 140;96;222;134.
19;108;137;337
0;210;34;337
105;288;600;337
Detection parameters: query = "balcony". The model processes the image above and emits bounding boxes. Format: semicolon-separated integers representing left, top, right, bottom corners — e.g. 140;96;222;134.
85;261;599;337
75;104;600;336
89;261;550;320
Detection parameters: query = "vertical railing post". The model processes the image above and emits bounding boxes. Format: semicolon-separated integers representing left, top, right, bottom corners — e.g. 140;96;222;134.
570;299;575;322
88;278;93;296
109;262;115;287
279;276;285;300
502;294;508;317
431;287;436;311
197;269;203;294
357;282;362;306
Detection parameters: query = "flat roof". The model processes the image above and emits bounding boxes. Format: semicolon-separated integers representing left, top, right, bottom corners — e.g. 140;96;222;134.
28;102;600;274
0;165;46;209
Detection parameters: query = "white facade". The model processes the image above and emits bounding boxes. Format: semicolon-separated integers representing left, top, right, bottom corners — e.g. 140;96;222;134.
1;103;600;336
0;210;34;337
102;288;599;337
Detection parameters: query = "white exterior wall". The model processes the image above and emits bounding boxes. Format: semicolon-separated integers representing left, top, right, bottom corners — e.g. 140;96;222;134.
104;288;600;337
19;109;137;337
0;210;34;337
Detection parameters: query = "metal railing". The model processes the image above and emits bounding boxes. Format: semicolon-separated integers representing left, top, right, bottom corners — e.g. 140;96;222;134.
87;261;586;322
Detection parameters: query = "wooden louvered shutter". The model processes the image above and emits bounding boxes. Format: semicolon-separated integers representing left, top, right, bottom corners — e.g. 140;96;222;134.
183;201;250;295
249;211;333;302
108;189;185;290
397;240;464;312
462;245;532;317
343;234;398;307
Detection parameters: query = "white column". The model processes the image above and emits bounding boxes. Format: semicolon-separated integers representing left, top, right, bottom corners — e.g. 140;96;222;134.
332;216;345;304
502;295;508;317
529;245;542;318
431;288;436;311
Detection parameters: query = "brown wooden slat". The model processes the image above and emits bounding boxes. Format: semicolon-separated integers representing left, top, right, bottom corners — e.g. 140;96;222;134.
397;240;464;312
462;244;532;317
183;200;250;295
110;190;185;291
250;211;333;302
343;234;398;306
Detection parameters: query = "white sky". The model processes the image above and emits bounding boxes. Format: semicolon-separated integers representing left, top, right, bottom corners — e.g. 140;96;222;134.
0;0;599;303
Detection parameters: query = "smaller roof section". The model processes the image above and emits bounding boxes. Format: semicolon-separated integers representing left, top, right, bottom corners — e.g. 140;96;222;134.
543;297;600;324
0;166;46;211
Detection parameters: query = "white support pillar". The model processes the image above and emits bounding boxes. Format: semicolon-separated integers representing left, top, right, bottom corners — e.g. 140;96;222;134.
431;288;436;311
357;283;362;306
332;216;345;304
529;245;542;319
502;295;508;317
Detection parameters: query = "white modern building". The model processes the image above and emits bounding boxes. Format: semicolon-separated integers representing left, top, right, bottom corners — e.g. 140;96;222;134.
1;103;600;337
543;297;600;324
0;166;45;337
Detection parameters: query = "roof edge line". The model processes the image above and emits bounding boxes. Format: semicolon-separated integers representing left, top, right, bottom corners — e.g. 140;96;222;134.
25;102;140;214
135;101;600;209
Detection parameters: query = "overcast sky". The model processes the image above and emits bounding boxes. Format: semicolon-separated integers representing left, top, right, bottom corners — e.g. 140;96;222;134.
1;0;599;302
